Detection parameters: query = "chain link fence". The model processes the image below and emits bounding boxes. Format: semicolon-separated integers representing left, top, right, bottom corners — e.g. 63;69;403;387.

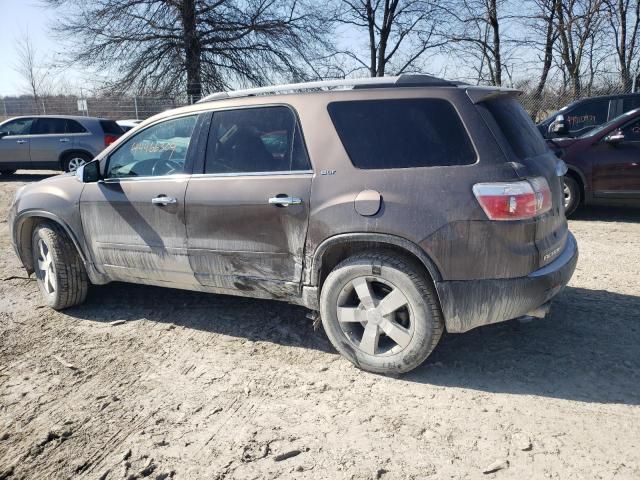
0;95;191;123
1;84;637;124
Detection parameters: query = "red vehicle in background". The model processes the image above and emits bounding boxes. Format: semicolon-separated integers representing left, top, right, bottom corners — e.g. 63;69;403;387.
548;108;640;215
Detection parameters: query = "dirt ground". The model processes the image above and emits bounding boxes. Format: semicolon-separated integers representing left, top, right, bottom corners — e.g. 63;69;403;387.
0;172;638;480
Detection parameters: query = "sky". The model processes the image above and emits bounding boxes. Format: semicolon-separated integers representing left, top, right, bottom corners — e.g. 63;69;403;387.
0;0;59;96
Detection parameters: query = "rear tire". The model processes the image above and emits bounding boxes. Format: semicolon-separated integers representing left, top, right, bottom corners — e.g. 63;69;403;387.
563;176;581;217
62;152;92;173
0;169;17;176
319;251;444;374
32;223;88;310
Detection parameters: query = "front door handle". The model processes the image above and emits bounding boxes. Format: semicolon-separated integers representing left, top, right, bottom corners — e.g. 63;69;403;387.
16;140;27;144
59;138;70;143
152;195;177;206
268;196;302;207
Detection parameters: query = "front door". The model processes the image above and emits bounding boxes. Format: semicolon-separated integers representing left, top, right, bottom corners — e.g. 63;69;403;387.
0;118;34;168
80;114;200;284
184;106;313;296
591;117;640;199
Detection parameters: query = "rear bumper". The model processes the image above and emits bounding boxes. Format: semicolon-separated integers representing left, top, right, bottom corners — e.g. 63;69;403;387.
436;232;578;333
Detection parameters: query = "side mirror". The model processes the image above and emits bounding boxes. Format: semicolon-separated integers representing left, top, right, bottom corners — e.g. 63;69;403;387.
76;160;101;183
605;130;625;144
549;115;569;136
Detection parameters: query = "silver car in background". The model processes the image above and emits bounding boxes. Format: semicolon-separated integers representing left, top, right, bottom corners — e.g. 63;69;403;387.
0;115;123;174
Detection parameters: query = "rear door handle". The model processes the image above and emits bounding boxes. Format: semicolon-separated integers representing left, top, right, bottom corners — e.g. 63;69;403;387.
16;140;27;144
268;196;302;207
59;138;70;143
151;195;177;206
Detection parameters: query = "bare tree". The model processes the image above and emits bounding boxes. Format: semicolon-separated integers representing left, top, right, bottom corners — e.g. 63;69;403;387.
334;0;447;77
528;0;559;110
605;0;640;91
554;0;605;98
44;0;335;100
446;0;507;86
14;32;51;110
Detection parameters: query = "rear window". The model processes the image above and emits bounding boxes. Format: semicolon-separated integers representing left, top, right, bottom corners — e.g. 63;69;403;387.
484;98;547;159
100;120;124;135
327;99;476;169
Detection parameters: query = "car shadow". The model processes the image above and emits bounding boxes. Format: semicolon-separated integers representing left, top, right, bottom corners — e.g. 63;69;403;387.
66;283;640;405
571;205;640;223
0;172;59;182
406;286;640;405
65;282;335;354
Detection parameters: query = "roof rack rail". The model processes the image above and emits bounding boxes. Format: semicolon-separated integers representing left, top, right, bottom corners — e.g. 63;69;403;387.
197;74;459;103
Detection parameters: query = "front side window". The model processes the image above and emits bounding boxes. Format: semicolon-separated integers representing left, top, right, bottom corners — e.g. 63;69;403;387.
565;100;609;133
0;118;34;136
106;115;197;178
327;99;476;169
205;106;310;174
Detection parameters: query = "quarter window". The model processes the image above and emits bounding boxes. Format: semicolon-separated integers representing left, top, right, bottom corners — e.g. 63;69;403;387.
204;106;310;174
106;115;197;178
327;99;476;169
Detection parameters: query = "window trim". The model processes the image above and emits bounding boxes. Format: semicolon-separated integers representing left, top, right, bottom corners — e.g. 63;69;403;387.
326;98;478;170
103;112;201;180
199;103;314;175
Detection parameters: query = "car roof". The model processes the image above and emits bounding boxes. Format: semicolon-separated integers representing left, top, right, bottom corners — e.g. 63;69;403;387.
133;75;520;129
2;115;111;122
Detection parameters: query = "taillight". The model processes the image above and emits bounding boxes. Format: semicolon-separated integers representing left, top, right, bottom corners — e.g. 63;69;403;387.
473;177;552;221
104;134;118;146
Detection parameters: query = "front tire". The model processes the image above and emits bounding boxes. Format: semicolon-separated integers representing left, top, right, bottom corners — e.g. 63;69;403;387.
319;252;444;374
563;176;581;217
32;223;88;310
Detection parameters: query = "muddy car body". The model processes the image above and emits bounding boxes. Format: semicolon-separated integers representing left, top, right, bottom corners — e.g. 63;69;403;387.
9;75;578;374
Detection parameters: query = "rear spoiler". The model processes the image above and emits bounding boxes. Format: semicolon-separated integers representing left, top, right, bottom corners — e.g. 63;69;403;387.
465;86;522;104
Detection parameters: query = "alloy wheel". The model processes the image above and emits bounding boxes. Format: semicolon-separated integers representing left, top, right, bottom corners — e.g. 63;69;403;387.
36;239;56;294
563;180;572;209
336;276;414;356
67;157;87;172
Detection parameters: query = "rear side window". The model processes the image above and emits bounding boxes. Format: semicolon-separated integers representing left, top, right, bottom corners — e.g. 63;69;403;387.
205;106;310;174
484;98;547;159
100;120;124;135
32;118;67;134
327;99;476;169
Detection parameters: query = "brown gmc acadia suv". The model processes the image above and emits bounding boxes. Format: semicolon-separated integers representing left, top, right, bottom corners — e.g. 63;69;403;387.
9;75;578;374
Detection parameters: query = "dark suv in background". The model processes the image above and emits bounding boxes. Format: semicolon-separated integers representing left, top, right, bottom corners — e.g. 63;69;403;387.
9;75;578;374
538;93;640;138
0;115;123;174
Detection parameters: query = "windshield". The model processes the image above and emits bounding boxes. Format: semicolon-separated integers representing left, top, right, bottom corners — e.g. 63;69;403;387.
580;108;640;138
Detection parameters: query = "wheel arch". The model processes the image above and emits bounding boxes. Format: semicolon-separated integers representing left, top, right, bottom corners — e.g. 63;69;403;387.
58;149;94;169
308;233;443;291
566;166;587;202
14;211;89;275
